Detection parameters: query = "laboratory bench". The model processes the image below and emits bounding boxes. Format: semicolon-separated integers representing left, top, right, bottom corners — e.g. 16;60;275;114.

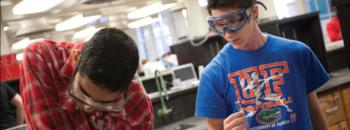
1;69;350;129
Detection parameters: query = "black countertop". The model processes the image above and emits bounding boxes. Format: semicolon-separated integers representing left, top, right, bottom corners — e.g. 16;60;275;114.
149;84;198;102
156;117;207;130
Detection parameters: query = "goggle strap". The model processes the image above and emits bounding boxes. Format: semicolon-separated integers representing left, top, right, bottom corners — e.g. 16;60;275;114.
256;1;268;10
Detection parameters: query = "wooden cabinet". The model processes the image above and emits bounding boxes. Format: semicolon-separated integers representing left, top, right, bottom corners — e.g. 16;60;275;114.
319;83;350;129
329;121;349;130
319;91;347;126
341;122;349;130
341;85;350;118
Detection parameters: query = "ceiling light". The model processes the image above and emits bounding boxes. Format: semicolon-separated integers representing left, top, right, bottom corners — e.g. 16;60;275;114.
12;38;43;50
12;38;30;50
55;14;102;31
73;26;102;40
127;2;176;19
3;26;9;31
198;0;208;7
13;0;64;15
127;17;160;29
16;53;24;61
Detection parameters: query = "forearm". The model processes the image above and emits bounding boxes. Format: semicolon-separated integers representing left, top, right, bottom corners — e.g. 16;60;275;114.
16;106;25;124
11;94;25;125
308;92;328;130
310;109;328;130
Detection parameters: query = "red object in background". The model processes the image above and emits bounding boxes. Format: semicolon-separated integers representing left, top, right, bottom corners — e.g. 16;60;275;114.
0;53;20;81
326;17;343;42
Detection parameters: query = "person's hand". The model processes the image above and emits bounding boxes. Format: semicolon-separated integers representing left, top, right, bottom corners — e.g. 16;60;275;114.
223;111;248;130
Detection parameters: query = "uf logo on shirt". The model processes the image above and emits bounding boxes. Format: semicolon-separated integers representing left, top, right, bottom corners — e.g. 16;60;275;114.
228;61;289;105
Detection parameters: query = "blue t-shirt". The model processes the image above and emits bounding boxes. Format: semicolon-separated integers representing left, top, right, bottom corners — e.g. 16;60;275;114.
195;34;330;130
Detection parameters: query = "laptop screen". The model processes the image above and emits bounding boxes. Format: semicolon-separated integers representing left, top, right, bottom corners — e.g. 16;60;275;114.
173;66;195;82
172;63;197;85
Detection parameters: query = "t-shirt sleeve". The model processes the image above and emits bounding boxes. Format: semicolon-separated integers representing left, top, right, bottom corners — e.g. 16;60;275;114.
4;83;17;101
304;46;330;93
195;70;228;118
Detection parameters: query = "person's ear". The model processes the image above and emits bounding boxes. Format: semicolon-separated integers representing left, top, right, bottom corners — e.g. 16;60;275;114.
251;4;259;19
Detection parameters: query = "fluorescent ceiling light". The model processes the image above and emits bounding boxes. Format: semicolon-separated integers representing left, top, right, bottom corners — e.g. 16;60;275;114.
12;38;43;50
3;26;9;31
198;0;208;7
127;2;176;19
73;26;102;40
127;17;159;28
13;0;64;15
16;53;24;61
12;38;30;50
55;14;102;31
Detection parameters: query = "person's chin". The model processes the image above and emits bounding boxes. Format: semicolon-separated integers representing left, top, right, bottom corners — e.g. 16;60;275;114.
231;41;242;49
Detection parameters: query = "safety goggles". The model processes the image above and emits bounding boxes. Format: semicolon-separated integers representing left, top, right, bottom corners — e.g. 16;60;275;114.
207;8;251;35
67;68;126;112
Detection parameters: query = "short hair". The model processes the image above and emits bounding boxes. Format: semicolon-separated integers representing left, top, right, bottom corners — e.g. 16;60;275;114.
78;28;139;92
207;0;256;15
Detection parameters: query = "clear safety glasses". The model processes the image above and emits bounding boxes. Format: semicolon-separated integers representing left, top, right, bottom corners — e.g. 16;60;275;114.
67;69;126;112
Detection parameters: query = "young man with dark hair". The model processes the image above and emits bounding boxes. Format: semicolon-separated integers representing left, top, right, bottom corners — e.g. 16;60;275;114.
195;0;329;130
20;28;154;130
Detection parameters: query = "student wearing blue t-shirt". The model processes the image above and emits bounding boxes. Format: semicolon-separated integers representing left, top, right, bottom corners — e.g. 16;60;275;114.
195;0;330;130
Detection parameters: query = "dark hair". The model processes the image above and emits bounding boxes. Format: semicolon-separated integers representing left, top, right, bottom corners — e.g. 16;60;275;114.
78;28;139;92
207;0;256;15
